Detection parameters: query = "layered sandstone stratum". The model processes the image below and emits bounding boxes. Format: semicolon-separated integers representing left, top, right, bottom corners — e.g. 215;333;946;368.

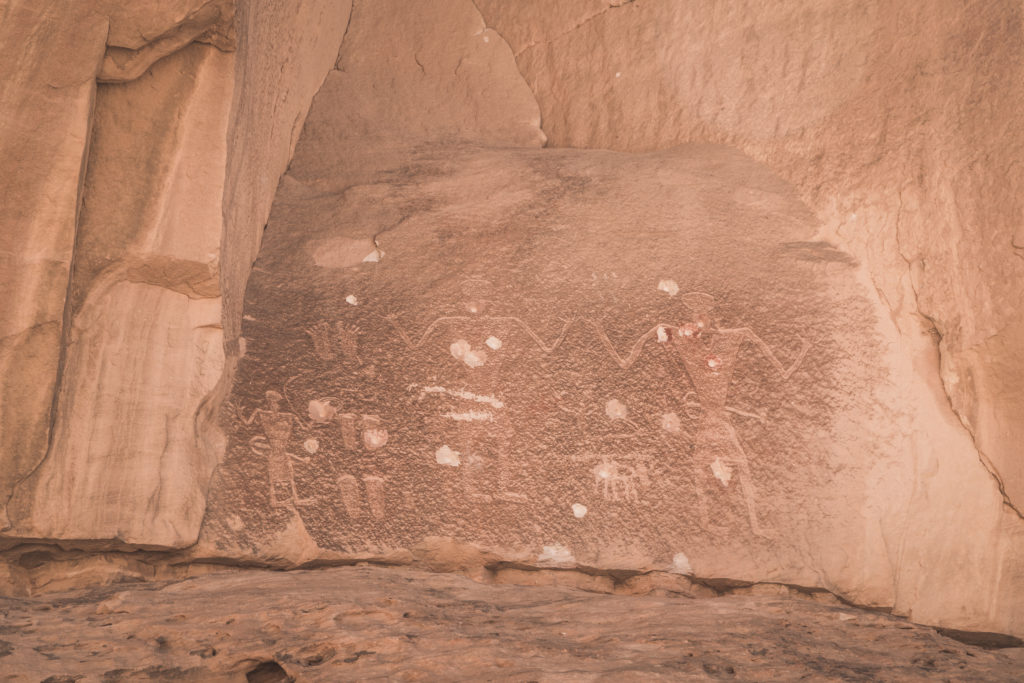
1;0;1023;677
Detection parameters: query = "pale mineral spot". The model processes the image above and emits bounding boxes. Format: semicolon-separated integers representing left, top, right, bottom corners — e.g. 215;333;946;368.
307;399;337;423
658;278;680;296
711;458;733;486
605;398;628;420
571;503;588;518
435;445;461;466
661;412;681;433
417;385;505;409
225;514;244;532
485;335;503;350
362;248;384;262
657;325;669;342
363;426;388;450
538;544;575;565
302;438;319;454
671;552;694;575
450;339;487;367
345;294;358;305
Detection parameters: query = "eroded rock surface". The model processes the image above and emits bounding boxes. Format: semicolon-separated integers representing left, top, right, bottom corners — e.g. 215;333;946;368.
0;565;1021;681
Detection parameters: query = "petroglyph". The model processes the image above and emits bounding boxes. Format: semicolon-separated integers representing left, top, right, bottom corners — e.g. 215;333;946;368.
661;292;809;536
412;385;505;409
238;391;314;508
591;457;651;502
306;320;361;363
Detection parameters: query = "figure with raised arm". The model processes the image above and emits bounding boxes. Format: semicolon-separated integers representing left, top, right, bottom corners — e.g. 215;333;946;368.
386;277;577;504
663;292;809;536
239;390;314;508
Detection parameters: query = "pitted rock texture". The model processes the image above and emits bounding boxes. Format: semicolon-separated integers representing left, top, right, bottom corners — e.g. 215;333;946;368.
198;142;909;604
1;565;1022;681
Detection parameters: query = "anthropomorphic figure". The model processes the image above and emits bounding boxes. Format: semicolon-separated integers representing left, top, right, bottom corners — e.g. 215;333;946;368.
388;278;576;503
240;390;314;508
662;293;808;536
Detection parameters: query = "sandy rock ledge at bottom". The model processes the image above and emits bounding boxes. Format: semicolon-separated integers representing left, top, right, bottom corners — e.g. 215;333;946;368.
0;565;1022;681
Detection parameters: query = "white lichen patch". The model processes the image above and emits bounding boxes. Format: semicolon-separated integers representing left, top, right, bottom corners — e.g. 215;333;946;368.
658;279;679;296
571;503;588;519
605;398;628;420
485;336;503;350
711;458;733;486
345;294;359;305
435;445;461;467
660;412;681;433
671;552;694;575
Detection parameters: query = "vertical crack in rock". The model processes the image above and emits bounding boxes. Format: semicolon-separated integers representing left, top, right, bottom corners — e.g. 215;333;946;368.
467;0;545;140
895;190;1024;521
2;51;105;530
335;0;356;71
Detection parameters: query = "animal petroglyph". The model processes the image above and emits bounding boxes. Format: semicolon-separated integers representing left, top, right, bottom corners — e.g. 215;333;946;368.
592;457;651;502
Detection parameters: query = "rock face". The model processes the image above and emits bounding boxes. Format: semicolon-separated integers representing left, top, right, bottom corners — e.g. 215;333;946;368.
201;143;893;589
1;0;350;547
185;0;1024;639
475;0;1024;514
2;565;1023;681
1;0;1023;649
0;1;108;531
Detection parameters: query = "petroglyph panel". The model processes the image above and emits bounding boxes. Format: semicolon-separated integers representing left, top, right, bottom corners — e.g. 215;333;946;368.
200;145;898;579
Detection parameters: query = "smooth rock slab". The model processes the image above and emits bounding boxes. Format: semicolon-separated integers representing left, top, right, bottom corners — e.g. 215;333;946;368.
0;565;1021;681
198;143;907;604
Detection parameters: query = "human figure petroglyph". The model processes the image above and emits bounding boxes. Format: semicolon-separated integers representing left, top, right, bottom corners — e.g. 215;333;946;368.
664;292;808;536
388;278;550;503
582;292;808;536
238;391;314;508
338;473;362;518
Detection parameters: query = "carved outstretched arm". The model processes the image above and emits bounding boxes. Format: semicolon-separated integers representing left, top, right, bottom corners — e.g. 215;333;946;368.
740;328;810;381
383;314;578;354
236;406;260;426
586;321;673;369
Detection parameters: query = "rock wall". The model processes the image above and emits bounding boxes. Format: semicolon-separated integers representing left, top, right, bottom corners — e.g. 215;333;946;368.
0;0;1021;642
475;0;1024;515
189;0;1020;639
1;0;351;547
